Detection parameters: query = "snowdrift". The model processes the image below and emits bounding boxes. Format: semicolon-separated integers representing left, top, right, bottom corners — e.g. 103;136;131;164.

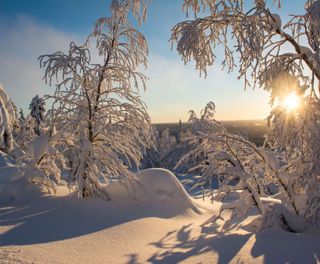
137;168;201;212
0;151;21;188
0;168;208;250
0;168;202;215
0;151;38;202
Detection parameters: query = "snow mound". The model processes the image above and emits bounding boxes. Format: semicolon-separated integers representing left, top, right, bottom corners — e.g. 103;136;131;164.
137;168;200;212
0;177;45;203
0;151;21;184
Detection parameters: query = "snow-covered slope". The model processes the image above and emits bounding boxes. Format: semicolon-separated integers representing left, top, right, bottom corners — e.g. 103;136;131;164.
0;168;319;263
0;151;21;192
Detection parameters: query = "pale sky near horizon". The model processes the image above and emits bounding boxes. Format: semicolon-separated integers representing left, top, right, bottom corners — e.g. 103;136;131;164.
0;0;306;123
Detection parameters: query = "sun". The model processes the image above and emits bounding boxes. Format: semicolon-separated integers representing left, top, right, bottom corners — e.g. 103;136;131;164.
283;92;300;112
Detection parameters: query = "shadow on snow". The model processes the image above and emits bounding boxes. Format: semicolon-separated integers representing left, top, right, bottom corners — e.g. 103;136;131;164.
0;192;191;246
141;223;320;264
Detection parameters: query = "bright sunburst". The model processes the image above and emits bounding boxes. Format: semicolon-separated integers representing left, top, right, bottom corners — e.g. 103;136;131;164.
283;92;300;112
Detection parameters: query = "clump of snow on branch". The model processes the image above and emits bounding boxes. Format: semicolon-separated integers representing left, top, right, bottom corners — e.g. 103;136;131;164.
21;128;67;193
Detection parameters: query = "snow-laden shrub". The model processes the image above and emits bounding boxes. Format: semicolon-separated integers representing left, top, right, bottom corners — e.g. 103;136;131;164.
177;102;314;232
20;129;67;193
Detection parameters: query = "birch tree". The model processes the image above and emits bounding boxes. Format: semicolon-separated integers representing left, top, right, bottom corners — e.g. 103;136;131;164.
38;0;151;199
172;0;320;228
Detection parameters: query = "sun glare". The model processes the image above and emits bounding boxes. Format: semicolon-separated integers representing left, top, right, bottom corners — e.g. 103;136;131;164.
283;92;300;112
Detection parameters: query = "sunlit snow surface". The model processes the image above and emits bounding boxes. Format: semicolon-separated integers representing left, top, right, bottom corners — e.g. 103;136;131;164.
0;163;319;263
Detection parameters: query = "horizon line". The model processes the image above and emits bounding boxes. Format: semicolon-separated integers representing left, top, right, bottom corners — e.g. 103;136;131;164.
152;119;266;125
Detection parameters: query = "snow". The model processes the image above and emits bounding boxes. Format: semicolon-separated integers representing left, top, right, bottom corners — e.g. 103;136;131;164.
26;133;51;161
260;148;280;171
137;168;199;212
0;84;15;153
0;168;319;263
0;151;15;168
0;151;21;185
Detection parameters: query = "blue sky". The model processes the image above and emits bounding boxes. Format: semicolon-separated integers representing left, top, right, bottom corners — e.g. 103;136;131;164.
0;0;307;123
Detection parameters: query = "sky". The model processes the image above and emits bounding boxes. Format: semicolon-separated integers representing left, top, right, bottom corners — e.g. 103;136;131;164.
0;0;307;123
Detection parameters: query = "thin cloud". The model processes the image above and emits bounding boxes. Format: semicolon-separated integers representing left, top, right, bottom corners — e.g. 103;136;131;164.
0;15;83;111
0;15;270;122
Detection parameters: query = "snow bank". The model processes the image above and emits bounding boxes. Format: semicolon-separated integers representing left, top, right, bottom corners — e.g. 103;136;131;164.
0;151;21;185
0;177;45;203
105;168;202;214
0;167;203;216
137;168;200;212
0;154;45;204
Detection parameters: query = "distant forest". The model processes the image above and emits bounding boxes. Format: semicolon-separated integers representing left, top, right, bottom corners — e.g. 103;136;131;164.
154;120;267;147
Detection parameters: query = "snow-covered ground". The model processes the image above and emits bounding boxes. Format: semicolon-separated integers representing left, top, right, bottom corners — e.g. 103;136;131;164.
0;165;319;263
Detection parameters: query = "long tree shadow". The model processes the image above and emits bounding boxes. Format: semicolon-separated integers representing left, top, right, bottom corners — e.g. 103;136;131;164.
0;191;196;246
146;223;320;264
251;229;320;264
147;223;251;264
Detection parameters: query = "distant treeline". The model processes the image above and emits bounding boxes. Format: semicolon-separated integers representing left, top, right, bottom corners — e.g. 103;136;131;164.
154;120;268;147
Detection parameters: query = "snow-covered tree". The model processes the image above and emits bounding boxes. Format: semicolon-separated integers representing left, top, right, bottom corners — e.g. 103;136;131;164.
29;95;46;135
18;108;25;126
177;118;183;143
158;128;177;160
140;126;161;169
140;126;188;171
176;103;305;231
38;0;151;199
0;84;16;153
177;104;218;186
172;0;320;229
16;115;37;150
